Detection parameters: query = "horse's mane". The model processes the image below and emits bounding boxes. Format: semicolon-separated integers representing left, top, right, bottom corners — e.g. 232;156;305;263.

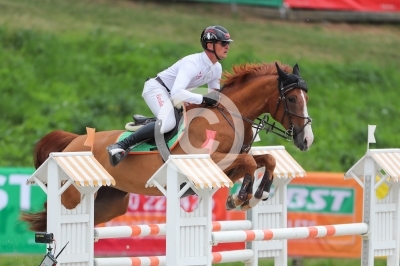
221;62;293;88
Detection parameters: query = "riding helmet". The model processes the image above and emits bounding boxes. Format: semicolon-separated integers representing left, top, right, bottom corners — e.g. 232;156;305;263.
200;25;233;49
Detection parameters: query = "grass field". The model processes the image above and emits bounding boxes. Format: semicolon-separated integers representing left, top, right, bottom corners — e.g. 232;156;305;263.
1;0;400;170
1;0;400;265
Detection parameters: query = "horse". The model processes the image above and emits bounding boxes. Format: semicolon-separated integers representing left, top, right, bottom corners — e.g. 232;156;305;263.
21;62;313;232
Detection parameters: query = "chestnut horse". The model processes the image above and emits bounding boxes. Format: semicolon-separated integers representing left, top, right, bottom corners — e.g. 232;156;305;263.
21;62;313;232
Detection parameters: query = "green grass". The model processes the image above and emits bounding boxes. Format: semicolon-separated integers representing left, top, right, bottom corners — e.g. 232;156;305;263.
0;254;43;266
1;0;400;170
1;1;400;264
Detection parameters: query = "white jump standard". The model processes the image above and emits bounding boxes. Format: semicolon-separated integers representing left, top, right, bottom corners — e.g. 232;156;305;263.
26;145;400;265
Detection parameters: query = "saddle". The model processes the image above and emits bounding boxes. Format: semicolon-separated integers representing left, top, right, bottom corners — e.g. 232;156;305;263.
116;106;185;155
125;115;156;131
126;107;183;145
124;107;197;196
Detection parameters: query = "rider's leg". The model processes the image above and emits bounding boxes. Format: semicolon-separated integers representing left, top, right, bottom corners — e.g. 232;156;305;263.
107;80;174;166
107;121;157;166
143;82;176;134
107;121;157;155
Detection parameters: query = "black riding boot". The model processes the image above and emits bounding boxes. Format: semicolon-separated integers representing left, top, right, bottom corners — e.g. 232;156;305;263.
106;121;156;166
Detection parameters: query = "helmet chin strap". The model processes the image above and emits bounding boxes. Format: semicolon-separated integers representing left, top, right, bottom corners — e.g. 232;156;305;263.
206;43;221;61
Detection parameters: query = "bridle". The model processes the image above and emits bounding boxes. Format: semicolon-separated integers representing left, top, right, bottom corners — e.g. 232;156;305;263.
268;77;312;141
217;76;312;152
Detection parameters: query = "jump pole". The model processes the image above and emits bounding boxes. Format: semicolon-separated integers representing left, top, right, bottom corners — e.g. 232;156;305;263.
212;223;369;244
94;250;254;266
94;220;252;240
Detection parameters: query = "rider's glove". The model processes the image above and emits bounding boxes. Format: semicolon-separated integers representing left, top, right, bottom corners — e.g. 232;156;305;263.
202;91;220;107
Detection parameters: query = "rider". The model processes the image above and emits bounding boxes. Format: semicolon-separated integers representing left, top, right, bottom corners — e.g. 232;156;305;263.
106;25;233;166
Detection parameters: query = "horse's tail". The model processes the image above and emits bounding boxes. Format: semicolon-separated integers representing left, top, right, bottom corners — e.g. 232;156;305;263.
21;130;79;232
19;208;48;232
33;130;79;169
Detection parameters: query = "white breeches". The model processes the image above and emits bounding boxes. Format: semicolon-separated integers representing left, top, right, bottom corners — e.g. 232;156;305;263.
142;79;176;134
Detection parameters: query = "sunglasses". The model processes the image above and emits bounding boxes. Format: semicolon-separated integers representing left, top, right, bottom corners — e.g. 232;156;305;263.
220;41;230;47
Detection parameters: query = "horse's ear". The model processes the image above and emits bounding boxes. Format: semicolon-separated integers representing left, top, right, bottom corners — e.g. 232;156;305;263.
275;62;288;80
293;63;300;77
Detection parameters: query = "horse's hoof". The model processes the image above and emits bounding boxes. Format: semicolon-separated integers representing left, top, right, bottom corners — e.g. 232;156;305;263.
240;200;251;211
226;195;237;210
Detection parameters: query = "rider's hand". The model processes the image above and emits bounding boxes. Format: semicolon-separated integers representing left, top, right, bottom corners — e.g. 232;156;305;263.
202;91;220;106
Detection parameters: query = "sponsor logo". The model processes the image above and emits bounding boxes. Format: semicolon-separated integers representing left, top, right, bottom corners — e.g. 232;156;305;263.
205;29;215;34
287;185;354;214
196;71;202;80
156;94;164;107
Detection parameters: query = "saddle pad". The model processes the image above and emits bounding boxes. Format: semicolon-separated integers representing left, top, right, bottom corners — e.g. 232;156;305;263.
117;122;185;154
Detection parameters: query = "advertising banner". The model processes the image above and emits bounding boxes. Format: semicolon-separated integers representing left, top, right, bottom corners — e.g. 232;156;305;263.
0;168;47;253
288;172;363;258
284;0;400;12
1;168;363;258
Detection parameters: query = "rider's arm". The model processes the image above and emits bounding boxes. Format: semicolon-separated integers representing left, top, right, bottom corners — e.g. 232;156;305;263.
170;62;203;104
207;63;222;93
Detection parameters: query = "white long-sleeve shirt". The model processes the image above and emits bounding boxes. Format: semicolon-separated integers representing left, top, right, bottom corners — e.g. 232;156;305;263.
157;51;222;104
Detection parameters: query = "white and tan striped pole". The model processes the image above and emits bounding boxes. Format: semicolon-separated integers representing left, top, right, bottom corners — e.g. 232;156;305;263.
94;220;252;240
212;223;368;244
94;250;254;266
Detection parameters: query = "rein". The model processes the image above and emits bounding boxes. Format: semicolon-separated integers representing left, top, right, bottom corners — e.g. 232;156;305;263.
217;105;298;153
216;105;262;152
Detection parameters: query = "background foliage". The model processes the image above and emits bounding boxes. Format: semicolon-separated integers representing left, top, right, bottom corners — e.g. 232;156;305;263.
1;0;400;172
1;1;398;265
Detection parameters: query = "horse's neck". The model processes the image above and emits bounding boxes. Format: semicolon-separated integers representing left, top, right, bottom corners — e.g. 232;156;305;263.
223;77;278;121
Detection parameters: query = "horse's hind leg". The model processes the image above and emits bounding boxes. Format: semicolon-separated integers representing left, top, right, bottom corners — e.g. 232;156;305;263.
93;186;129;225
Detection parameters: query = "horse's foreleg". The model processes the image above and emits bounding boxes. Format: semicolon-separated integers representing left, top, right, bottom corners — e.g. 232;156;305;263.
241;154;276;211
253;154;276;198
93;186;129;225
225;173;253;210
210;152;257;210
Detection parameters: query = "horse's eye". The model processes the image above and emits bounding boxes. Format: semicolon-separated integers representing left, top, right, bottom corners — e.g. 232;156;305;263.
288;97;296;103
